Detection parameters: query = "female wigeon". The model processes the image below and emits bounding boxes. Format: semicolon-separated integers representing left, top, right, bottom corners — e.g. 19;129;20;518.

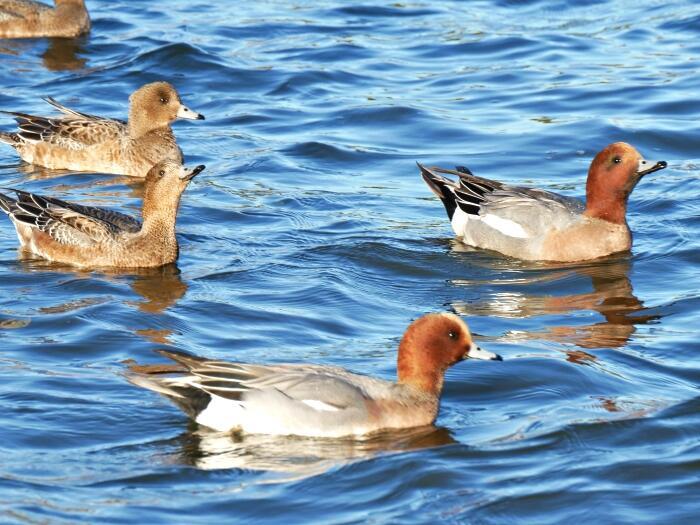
420;142;667;262
0;0;89;39
0;82;204;177
127;313;502;437
0;160;204;268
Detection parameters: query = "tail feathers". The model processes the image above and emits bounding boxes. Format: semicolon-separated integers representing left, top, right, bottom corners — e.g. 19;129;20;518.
0;192;18;216
126;372;212;420
128;348;237;421
0;131;20;146
418;162;459;220
43;96;93;119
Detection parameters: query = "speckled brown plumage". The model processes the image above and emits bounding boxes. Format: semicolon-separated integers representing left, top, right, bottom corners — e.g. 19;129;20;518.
0;82;205;176
0;161;205;268
0;0;89;38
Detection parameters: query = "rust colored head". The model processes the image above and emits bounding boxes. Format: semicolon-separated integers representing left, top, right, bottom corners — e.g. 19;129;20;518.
396;313;501;396
584;142;666;224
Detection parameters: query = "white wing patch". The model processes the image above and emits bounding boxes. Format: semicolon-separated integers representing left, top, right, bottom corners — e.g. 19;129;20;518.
196;394;244;432
451;208;530;240
450;207;469;237
481;214;530;238
301;399;341;412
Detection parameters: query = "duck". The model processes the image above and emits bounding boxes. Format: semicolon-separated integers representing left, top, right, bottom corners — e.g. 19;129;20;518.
0;0;90;39
419;142;667;262
0;160;204;268
126;313;503;437
0;81;204;177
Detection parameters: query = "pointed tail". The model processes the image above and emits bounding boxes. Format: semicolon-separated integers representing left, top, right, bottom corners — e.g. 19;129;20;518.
0;192;18;217
418;162;459;221
125;350;212;420
0;131;20;147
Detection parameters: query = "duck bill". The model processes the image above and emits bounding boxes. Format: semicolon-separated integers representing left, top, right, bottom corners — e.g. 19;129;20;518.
180;164;206;182
465;342;502;361
636;158;667;177
177;104;205;121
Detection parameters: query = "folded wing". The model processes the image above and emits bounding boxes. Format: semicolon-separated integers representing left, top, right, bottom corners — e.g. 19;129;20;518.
2;98;126;150
0;188;140;247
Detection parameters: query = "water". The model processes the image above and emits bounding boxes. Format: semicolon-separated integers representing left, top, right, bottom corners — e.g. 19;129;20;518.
1;0;699;523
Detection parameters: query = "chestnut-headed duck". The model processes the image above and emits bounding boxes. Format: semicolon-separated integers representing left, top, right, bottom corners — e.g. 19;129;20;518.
0;81;204;177
0;160;204;268
420;142;667;262
0;0;89;39
127;313;502;437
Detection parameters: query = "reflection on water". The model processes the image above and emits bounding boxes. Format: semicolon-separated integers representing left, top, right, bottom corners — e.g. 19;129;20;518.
42;37;88;71
13;259;186;314
451;254;660;351
0;36;88;72
165;426;455;480
127;264;187;314
1;0;698;520
15;163;146;201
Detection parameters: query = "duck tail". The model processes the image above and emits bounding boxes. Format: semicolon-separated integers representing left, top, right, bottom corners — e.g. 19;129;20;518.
417;162;458;220
126;371;213;420
0;131;20;147
125;350;212;420
0;191;18;216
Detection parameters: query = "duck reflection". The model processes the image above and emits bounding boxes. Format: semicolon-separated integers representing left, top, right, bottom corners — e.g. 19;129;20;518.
13;259;187;316
16;163;142;194
451;254;659;352
127;264;187;314
161;425;455;479
41;37;88;71
0;36;87;72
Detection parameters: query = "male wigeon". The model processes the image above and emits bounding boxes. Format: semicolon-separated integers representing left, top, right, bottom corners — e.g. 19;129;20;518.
0;82;204;177
127;313;502;437
0;160;204;268
420;142;667;262
0;0;89;39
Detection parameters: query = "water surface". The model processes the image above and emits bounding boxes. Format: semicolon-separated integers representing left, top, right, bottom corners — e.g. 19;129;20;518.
1;1;699;523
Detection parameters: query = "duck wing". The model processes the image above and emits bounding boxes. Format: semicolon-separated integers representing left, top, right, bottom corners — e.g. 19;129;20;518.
162;349;370;409
2;100;126;150
0;188;140;247
420;163;584;238
0;1;48;21
127;349;384;421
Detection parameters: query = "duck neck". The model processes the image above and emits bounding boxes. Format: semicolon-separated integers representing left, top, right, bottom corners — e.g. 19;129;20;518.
128;107;163;139
397;342;445;397
140;197;180;243
584;184;629;225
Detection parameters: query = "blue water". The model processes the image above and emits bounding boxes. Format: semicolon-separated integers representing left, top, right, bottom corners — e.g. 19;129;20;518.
1;0;700;523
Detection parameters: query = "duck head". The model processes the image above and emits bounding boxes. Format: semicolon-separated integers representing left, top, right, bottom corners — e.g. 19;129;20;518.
584;142;666;225
128;81;204;137
142;160;205;224
397;313;501;396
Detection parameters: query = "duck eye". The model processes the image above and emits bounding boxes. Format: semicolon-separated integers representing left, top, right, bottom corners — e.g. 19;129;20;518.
158;169;165;177
159;97;168;104
448;331;457;340
613;156;622;164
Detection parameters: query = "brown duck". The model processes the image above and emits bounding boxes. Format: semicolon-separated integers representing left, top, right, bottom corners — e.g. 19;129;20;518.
0;0;90;39
0;160;205;268
0;82;205;177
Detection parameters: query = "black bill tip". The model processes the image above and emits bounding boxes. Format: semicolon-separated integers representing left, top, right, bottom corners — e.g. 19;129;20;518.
638;160;667;177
